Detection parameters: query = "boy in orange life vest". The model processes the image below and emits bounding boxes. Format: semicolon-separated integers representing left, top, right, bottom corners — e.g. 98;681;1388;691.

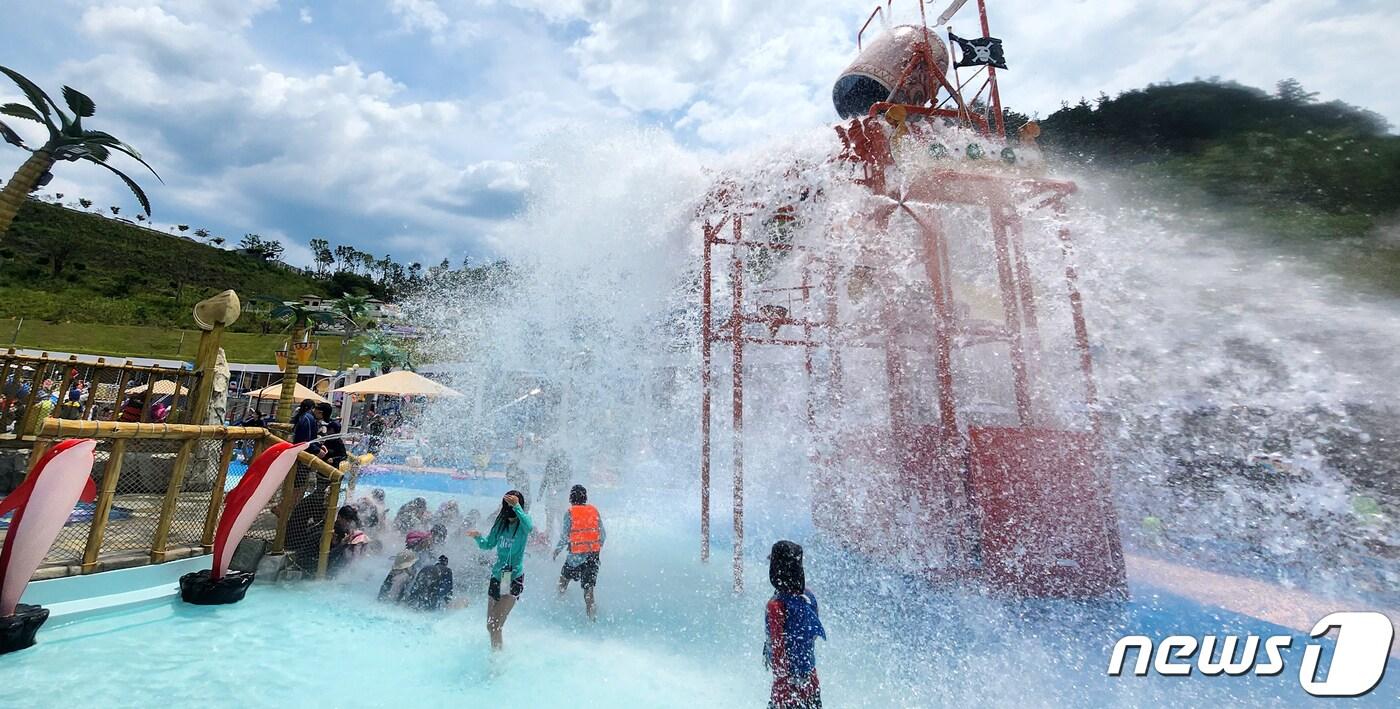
553;484;605;621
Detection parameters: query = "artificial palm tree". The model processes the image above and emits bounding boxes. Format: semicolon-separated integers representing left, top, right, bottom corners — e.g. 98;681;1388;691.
357;334;413;375
255;295;337;422
0;65;159;238
330;294;371;378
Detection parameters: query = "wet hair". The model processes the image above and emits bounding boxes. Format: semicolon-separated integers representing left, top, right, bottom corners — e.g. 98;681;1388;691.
430;523;447;544
569;485;587;505
769;540;806;595
492;490;527;531
337;505;359;524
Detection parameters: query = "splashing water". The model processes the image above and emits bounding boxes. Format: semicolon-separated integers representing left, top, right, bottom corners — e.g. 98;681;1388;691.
406;122;1398;604
5;126;1397;705
270;124;1400;706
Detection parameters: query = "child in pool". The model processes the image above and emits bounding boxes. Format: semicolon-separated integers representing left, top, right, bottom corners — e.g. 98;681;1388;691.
763;540;826;709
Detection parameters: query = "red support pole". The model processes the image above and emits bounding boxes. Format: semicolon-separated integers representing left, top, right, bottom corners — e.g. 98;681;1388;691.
989;204;1033;425
730;215;746;593
1008;212;1042;365
824;263;844;403
976;0;1005;136
904;205;958;433
1053;209;1101;433
700;223;714;563
802;264;816;432
879;294;910;440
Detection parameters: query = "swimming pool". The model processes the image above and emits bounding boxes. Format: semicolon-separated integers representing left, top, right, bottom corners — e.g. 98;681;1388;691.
3;484;1395;707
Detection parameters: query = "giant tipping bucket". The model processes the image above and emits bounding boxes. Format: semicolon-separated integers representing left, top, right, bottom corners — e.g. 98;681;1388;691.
833;24;949;118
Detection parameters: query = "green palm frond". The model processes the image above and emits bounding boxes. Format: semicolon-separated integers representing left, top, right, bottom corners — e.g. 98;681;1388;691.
79;130;161;180
82;157;151;215
61;86;95;118
0;65;63;135
83;143;111;162
0;103;43;124
0;119;25;149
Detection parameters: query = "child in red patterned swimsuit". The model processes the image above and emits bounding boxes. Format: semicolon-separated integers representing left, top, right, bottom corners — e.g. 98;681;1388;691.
764;540;826;709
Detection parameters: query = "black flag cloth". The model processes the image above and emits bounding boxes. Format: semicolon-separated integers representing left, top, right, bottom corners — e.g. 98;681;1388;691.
950;33;1008;70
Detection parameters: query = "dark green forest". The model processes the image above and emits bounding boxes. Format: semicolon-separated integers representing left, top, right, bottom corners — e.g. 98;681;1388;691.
1008;79;1400;290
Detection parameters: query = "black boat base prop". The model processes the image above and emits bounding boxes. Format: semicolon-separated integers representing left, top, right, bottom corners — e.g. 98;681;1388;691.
179;569;255;605
0;604;49;655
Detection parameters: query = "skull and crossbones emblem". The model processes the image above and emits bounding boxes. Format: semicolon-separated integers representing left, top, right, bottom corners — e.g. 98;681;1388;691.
971;43;995;63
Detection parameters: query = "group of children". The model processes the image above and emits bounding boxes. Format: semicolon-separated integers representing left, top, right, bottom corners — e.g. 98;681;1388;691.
344;479;825;709
339;482;607;652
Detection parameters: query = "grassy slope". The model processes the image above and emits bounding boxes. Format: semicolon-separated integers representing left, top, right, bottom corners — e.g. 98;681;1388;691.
1034;80;1400;294
0;199;324;329
0;200;364;362
0;317;354;365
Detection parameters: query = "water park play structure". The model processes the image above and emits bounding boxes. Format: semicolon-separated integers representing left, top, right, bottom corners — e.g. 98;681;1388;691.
698;0;1126;597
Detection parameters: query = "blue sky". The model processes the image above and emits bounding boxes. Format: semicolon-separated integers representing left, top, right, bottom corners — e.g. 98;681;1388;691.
3;0;1397;267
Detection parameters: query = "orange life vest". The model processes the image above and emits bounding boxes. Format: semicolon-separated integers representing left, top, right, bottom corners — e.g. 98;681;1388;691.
568;504;602;554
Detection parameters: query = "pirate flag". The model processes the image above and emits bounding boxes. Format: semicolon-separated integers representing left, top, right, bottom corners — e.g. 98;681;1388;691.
950;33;1008;70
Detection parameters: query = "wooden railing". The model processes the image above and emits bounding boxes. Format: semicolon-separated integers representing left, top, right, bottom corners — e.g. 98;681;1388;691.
6;419;349;581
0;349;204;438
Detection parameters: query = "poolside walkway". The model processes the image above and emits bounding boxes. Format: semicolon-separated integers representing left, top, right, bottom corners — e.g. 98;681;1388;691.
1127;553;1400;657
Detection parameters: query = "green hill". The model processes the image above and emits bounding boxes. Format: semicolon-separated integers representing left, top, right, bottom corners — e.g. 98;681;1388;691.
0;199;329;330
0;317;353;365
1031;79;1400;292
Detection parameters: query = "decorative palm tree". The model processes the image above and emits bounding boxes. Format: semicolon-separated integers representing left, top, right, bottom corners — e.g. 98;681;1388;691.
255;295;337;422
330;295;371;376
357;334;413;375
0;65;160;238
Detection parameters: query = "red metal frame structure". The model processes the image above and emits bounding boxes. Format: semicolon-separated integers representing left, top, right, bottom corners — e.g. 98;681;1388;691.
698;0;1127;597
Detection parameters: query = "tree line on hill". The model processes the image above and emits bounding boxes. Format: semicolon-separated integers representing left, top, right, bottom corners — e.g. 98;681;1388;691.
1010;78;1399;243
7;189;510;305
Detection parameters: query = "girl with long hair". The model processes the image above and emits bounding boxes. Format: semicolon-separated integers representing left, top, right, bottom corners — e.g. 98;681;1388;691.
467;490;533;650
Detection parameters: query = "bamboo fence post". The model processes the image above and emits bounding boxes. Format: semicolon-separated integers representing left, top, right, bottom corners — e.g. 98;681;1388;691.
190;323;225;420
200;439;237;552
79;358;104;420
17;353;48;435
138;372;157;424
53;355;78;421
108;363;129;421
271;451;300;554
82;439;128;572
150;437;197;563
24;438;52;477
0;353;14;431
37;419;266;439
315;472;343;579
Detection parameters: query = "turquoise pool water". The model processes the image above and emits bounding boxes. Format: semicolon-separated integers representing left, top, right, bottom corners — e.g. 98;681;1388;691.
3;484;1395;707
